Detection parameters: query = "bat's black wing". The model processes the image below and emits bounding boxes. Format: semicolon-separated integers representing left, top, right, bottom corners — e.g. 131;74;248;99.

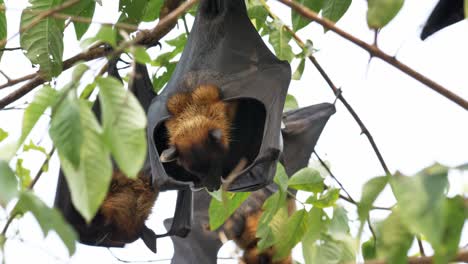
421;0;464;40
148;0;291;192
164;103;335;263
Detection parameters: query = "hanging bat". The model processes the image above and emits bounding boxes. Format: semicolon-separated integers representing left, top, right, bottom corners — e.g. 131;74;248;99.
54;60;160;252
421;0;464;40
148;0;291;192
165;103;336;264
160;84;237;190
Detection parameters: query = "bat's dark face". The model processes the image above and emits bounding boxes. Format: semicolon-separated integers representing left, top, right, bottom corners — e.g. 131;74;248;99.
160;128;228;191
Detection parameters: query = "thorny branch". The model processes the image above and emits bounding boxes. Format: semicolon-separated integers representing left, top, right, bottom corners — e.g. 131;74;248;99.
277;0;468;111
0;0;198;109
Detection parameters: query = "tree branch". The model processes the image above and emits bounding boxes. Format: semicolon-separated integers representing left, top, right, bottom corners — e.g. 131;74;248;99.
0;0;198;109
277;0;468;111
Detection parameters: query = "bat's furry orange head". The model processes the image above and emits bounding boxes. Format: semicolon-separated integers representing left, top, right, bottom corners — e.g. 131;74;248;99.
161;84;234;190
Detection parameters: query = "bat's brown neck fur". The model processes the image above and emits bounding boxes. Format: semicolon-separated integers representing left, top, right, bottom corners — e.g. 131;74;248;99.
166;84;231;150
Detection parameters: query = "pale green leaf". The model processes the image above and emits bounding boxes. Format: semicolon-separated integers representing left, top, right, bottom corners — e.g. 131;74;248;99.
257;204;289;251
0;160;18;206
390;163;448;248
433;196;465;264
247;0;268;30
376;210;413;263
15;159;31;189
142;0;164;22
268;20;294;62
60;101;112;222
21;85;58;144
274;209;309;260
292;0;324;32
0;128;8;143
274;163;289;192
292;59;306;81
465;0;467;19
97;76;147;178
50;97;83;169
63;0;95;40
14;192;77;254
322;0;351;29
284;94;299;112
358;176;388;222
208;191;250;230
306;188;340;208
133;46;152;64
288;167;324;192
367;0;404;29
20;0;64;78
329;206;349;236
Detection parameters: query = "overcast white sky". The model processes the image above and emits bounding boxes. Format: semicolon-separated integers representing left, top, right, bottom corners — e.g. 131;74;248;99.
0;0;467;263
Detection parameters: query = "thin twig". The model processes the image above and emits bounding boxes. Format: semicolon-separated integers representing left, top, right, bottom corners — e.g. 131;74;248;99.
417;236;426;257
314;151;356;203
0;70;11;82
277;0;468;110
0;47;22;51
0;73;37;90
0;0;198;109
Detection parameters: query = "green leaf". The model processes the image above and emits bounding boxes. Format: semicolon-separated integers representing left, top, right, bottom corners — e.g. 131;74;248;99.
274;163;289;192
433;196;466;264
152;62;177;93
50;96;83;169
292;58;306;81
20;0;64;78
358;176;388;222
23;141;47;156
306;188;340;208
133;46;152;64
329;206;349;236
21;85;58;144
322;0;351;27
0;161;18;206
247;0;268;30
97;76;147;178
376;210;414;263
274;209;309;260
367;0;404;29
361;239;376;261
208;191;250;230
119;0;147;25
60;101;112;222
95;25;116;47
465;0;467;19
142;0;164;22
63;0;95;40
0;0;6;61
390;163;448;249
257;203;289;251
14;192;77;254
0;128;8;143
288;168;324;192
268;20;294;62
292;0;324;32
284;94;299;112
257;190;288;248
304;235;354;264
15;159;31;190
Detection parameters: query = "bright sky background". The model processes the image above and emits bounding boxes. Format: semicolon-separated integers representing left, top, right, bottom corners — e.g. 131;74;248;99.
0;0;467;263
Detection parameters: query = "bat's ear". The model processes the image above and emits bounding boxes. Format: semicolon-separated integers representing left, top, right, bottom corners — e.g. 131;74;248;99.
208;129;223;143
160;146;178;163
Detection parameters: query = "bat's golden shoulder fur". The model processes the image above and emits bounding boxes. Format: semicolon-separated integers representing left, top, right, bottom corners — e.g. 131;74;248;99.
99;170;158;243
165;84;233;153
